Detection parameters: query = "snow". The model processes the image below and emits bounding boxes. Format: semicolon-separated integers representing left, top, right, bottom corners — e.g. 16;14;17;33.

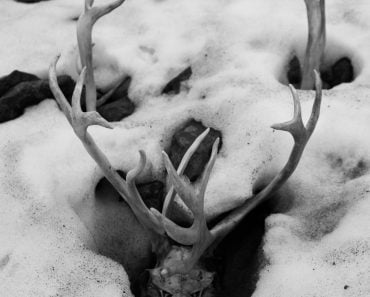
1;0;370;296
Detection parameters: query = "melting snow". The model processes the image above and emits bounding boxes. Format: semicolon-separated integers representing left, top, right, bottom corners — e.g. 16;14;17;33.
1;0;370;296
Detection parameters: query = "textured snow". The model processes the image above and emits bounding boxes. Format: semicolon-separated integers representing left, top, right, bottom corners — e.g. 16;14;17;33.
1;0;370;296
0;101;132;297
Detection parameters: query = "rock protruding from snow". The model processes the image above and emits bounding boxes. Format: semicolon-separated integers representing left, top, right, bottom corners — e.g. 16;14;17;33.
0;70;39;96
162;67;192;95
167;120;222;182
0;73;75;123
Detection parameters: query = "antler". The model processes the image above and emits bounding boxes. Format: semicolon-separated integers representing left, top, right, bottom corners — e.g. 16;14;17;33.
49;54;215;244
77;0;125;111
301;0;326;90
151;138;219;275
49;55;164;236
211;70;322;239
161;128;212;218
153;70;322;275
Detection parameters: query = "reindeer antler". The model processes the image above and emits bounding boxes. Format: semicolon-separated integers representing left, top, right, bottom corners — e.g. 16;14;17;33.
211;70;322;239
77;0;125;111
150;138;218;275
49;54;216;242
301;0;326;90
152;71;322;275
50;48;321;277
49;55;164;236
161;127;212;218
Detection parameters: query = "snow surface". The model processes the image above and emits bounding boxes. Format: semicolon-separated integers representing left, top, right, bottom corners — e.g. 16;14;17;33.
1;0;370;296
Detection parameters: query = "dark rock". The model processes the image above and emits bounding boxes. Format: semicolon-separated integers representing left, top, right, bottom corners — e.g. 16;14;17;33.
167;120;222;182
320;68;332;89
97;97;135;122
55;75;77;103
0;70;39;97
0;75;75;123
321;58;354;89
287;55;354;90
115;171;165;211
0;70;131;124
96;77;134;122
162;67;192;95
105;76;131;103
137;181;165;211
331;57;354;87
287;56;301;87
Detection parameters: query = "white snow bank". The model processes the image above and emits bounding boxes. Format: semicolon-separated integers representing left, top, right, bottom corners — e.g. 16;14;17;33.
254;177;370;297
0;101;132;296
1;0;370;296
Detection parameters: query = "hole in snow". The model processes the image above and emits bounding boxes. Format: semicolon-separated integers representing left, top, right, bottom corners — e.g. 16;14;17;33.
279;39;361;90
73;175;165;288
92;176;155;282
213;181;295;297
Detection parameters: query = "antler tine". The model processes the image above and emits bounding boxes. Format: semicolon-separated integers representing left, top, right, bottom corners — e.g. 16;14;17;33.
77;0;125;111
210;70;322;241
153;139;220;275
48;57;164;237
152;153;200;245
91;0;126;20
152;138;219;245
162;128;211;216
270;84;305;141
199;138;220;200
71;66;86;115
126;150;147;184
306;70;322;135
124;150;166;234
69;66;113;139
85;0;94;11
49;55;72;124
177;138;220;272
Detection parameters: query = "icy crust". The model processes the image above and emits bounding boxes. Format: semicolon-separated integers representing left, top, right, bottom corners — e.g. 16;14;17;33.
1;0;370;296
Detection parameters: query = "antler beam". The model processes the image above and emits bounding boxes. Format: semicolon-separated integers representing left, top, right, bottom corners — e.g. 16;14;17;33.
49;55;164;236
152;138;219;275
142;71;322;276
161;128;212;218
301;0;326;90
211;70;322;240
77;0;125;111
